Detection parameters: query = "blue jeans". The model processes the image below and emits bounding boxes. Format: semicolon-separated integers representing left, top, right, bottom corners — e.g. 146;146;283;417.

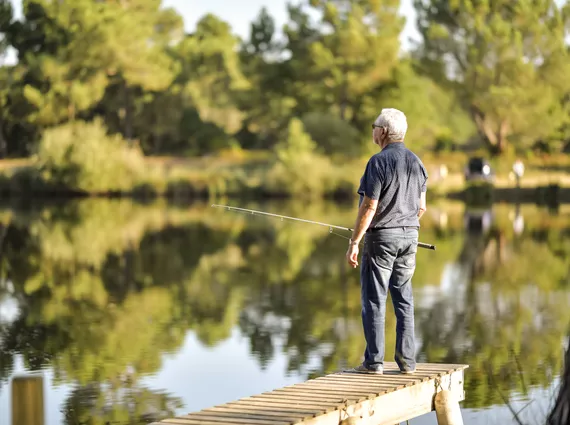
360;227;418;371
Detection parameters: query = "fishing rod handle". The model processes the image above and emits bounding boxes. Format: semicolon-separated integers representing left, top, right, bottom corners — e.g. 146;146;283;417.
418;242;436;250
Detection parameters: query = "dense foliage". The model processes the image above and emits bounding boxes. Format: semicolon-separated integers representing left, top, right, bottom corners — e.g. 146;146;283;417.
1;0;567;161
414;0;570;154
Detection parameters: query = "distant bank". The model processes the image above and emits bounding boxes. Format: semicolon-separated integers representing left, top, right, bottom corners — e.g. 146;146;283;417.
0;155;569;206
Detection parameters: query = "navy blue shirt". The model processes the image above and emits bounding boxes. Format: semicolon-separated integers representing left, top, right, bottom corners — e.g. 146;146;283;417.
357;142;428;229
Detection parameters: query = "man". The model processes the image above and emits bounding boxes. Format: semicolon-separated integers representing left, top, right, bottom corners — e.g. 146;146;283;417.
346;108;428;374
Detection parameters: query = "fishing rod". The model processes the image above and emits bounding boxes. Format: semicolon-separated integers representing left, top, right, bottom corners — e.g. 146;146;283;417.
211;204;436;251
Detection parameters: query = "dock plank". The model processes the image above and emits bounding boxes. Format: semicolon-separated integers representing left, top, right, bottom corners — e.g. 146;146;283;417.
220;404;320;414
273;388;381;397
179;413;293;424
197;411;301;421
205;406;314;419
151;363;468;425
225;401;330;413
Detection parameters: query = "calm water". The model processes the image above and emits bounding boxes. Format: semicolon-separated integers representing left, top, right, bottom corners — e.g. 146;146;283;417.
0;199;568;425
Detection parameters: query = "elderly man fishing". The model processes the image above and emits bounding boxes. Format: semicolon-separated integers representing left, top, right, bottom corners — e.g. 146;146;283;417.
346;108;428;375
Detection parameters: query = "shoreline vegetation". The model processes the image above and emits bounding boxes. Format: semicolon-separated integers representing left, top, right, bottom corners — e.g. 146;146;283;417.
0;119;569;205
1;152;569;204
2;1;570;208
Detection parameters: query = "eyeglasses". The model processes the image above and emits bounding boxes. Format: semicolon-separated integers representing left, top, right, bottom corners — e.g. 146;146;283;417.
371;124;382;129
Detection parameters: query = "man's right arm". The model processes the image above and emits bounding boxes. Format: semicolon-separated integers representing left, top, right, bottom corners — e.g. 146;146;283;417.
418;191;427;219
418;162;428;219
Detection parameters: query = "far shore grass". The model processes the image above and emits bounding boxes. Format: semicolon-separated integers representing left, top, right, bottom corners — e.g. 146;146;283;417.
1;150;569;201
109;150;570;194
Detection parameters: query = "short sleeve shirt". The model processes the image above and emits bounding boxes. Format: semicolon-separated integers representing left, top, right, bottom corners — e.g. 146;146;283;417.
357;142;428;229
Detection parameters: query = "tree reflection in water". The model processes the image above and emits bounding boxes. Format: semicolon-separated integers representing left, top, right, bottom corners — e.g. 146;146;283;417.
0;199;568;424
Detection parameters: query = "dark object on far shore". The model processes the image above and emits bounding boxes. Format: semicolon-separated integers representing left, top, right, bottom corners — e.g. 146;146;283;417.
464;157;495;183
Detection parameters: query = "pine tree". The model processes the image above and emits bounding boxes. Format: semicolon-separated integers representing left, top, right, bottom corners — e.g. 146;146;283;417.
295;0;404;128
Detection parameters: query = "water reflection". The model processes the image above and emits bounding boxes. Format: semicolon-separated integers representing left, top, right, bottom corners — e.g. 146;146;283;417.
0;199;568;425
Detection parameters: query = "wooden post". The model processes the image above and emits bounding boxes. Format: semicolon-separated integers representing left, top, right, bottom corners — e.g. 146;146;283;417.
11;374;45;425
434;390;464;425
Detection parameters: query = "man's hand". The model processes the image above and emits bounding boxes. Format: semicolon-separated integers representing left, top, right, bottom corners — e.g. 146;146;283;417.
346;243;359;268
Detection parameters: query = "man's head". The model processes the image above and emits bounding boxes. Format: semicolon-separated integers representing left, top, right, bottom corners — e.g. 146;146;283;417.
372;108;407;148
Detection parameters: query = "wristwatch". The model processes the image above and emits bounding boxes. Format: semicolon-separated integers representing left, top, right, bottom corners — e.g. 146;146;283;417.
349;238;359;246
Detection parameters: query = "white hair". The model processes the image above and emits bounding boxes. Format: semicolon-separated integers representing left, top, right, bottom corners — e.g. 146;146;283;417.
374;108;407;141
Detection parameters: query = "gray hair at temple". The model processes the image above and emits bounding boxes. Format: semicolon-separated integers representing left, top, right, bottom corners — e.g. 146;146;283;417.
374;108;407;142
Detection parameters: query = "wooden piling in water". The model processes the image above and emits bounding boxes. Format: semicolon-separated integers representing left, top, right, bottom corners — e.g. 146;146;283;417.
434;390;464;425
11;373;45;425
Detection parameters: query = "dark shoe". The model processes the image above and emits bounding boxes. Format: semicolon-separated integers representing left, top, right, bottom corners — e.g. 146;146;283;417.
345;364;383;374
400;368;415;374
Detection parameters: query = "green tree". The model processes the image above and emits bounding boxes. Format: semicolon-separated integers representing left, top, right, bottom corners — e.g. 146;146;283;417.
377;60;476;152
268;118;332;197
0;1;58;154
93;0;183;140
0;67;12;157
300;111;362;156
3;1;104;130
19;0;112;125
3;0;182;143
137;14;251;154
130;90;184;154
0;0;10;57
175;15;249;136
238;7;296;149
293;0;404;127
34;119;146;193
414;0;570;154
244;6;277;57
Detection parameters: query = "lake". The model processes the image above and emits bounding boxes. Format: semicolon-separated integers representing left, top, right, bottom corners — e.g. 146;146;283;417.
0;198;568;425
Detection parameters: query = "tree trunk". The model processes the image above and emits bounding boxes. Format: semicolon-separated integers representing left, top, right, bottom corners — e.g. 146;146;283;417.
67;82;76;122
471;108;509;155
339;74;348;121
350;101;363;129
68;102;76;122
339;98;347;121
0;222;8;260
123;81;133;140
123;241;135;291
495;120;509;155
0;116;7;158
152;101;161;154
0;118;7;158
153;134;162;155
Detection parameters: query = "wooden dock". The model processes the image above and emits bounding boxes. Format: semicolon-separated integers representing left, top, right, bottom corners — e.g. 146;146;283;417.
151;362;469;425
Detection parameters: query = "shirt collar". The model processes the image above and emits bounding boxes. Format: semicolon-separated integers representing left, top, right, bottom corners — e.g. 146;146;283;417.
382;142;405;151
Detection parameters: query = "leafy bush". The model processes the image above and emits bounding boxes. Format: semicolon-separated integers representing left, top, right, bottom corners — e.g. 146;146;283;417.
267;118;334;197
301;112;362;157
34;119;145;192
434;129;458;152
